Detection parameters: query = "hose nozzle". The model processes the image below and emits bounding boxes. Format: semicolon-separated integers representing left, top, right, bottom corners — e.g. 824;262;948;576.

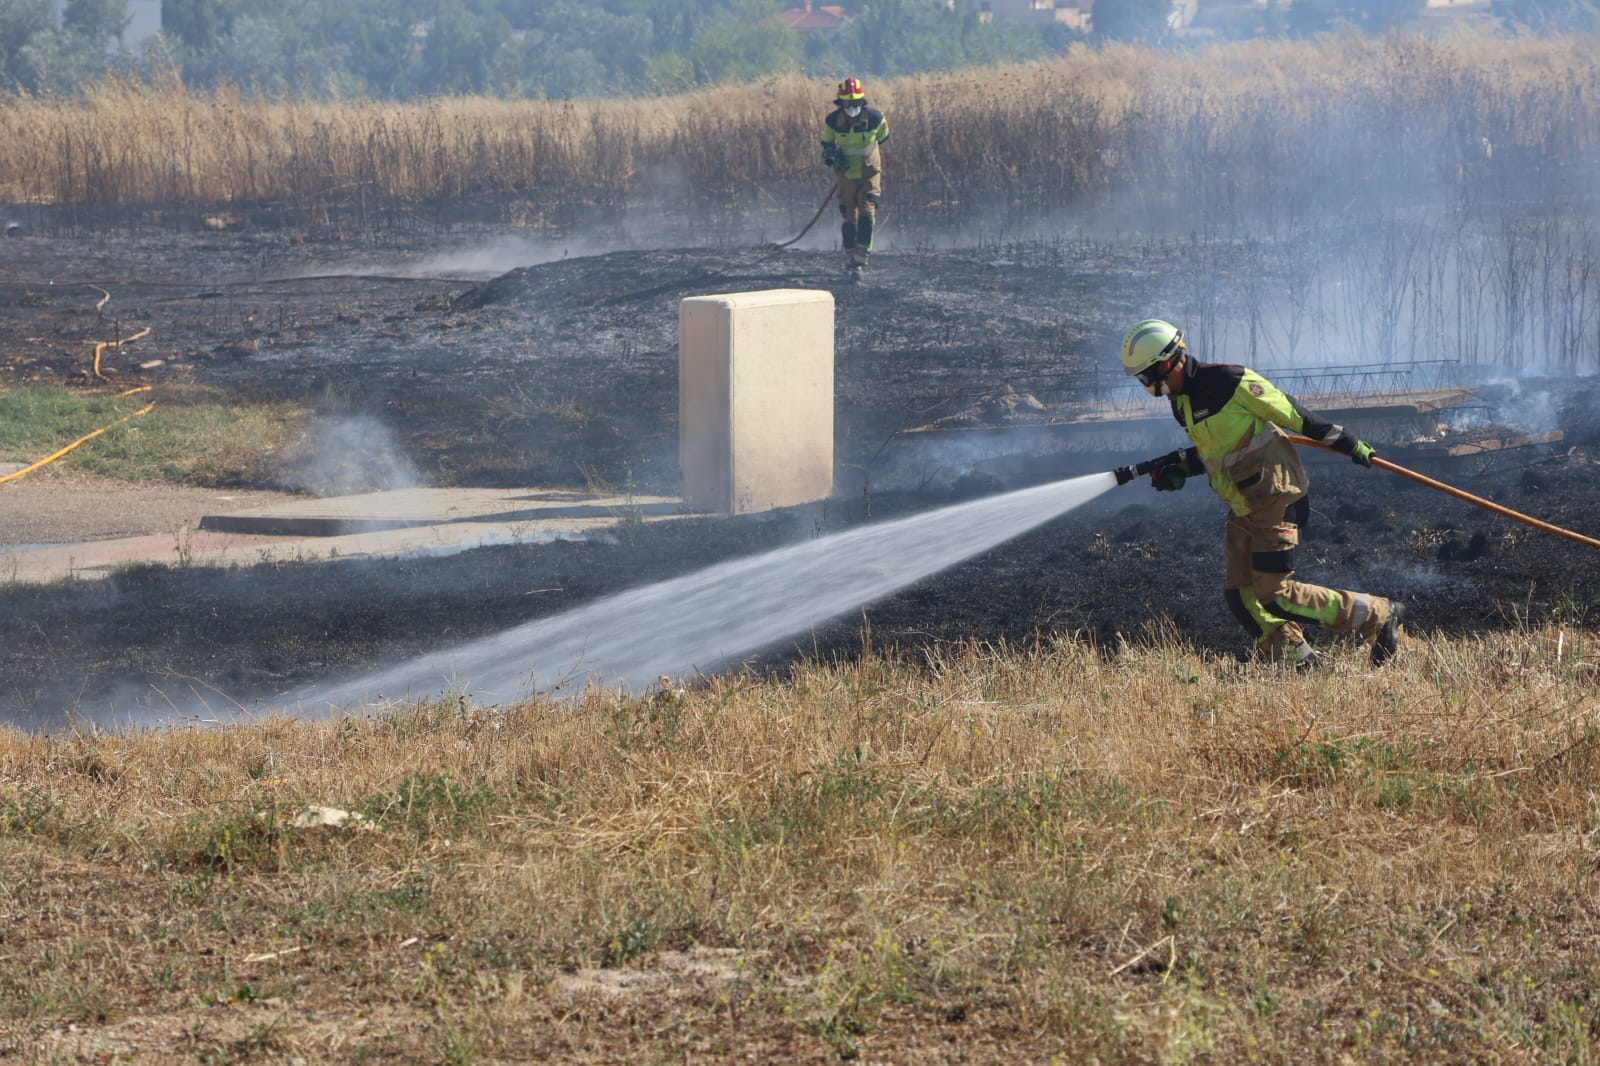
1113;453;1172;487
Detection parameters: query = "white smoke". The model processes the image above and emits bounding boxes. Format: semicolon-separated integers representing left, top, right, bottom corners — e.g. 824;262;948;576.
277;415;422;496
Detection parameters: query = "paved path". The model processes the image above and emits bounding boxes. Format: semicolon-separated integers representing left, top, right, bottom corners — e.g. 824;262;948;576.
0;487;685;584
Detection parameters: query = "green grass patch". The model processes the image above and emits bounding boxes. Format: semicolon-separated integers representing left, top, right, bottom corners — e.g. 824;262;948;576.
0;385;306;486
167;804;293;875
362;773;499;839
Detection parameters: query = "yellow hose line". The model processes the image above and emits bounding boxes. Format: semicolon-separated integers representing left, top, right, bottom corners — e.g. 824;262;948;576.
0;401;156;487
1289;434;1600;551
92;326;151;381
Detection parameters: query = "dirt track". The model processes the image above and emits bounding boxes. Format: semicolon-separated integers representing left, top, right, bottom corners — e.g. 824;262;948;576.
3;224;1599;730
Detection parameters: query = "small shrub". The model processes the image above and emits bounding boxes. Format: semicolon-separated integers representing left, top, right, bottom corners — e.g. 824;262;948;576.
364;773;497;839
168;805;290;875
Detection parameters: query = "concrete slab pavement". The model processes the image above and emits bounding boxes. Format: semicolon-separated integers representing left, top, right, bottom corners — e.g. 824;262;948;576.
0;487;685;585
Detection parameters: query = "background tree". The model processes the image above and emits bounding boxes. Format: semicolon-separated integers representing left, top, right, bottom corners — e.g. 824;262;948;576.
63;0;128;48
0;0;51;86
1486;0;1597;30
319;0;416;97
508;3;655;97
1092;0;1175;43
402;0;508;96
1344;0;1428;28
689;0;800;85
162;0;243;52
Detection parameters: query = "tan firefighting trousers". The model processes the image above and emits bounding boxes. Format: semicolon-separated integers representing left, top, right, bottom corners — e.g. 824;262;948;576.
1224;494;1395;664
838;166;882;260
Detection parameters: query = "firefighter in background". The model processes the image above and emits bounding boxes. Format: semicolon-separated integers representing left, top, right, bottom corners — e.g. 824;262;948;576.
820;76;890;276
1114;319;1406;669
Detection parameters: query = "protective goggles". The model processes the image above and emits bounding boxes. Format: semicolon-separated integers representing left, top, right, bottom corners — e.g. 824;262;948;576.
1134;335;1184;386
1135;358;1176;387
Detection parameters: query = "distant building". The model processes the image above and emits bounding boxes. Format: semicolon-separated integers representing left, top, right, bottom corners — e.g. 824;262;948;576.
975;0;1092;28
780;3;849;31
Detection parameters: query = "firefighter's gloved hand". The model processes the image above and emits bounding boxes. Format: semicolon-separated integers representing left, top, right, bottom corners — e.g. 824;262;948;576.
1152;464;1187;491
1329;429;1375;467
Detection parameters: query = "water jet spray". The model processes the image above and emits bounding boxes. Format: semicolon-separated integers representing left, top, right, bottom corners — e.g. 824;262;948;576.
282;473;1118;718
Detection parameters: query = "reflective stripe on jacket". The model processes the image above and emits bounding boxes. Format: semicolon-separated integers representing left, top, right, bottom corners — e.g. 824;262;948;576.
821;106;890;179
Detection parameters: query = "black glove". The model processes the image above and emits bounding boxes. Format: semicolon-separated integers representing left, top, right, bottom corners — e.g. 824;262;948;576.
1116;448;1192;487
1152;464;1187;491
822;145;843;169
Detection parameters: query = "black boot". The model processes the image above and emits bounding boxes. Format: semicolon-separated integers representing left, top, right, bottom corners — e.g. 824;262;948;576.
856;215;874;253
841;221;857;252
1371;602;1406;666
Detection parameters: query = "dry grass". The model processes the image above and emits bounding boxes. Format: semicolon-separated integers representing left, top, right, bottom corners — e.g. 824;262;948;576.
3;626;1597;1061
1;35;1598;224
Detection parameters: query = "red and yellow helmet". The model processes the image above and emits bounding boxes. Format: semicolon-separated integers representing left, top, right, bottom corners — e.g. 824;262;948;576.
836;76;865;103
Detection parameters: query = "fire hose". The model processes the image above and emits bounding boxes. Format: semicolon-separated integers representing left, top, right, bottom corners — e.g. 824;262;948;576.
769;180;839;250
0;393;154;486
1285;433;1600;551
0;321;156;487
1113;436;1600;551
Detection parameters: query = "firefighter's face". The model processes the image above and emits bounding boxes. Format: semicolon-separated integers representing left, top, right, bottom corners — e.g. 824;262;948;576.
1139;356;1183;396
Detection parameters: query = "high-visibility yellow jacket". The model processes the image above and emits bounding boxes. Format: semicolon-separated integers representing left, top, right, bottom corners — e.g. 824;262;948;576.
821;106;890;180
1162;362;1352;516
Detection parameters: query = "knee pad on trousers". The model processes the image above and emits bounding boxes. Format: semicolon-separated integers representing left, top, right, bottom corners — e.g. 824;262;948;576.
1251;547;1296;575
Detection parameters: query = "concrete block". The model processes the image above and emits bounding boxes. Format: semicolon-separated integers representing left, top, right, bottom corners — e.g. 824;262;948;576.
679;289;834;514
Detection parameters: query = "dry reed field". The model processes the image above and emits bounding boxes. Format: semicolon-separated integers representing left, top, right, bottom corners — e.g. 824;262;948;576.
2;35;1598;228
3;629;1598;1062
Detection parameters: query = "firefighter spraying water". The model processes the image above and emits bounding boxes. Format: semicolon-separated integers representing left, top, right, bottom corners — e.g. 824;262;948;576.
1111;319;1406;670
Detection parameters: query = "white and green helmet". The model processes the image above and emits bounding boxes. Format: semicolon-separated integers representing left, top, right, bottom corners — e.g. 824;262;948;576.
1120;319;1185;377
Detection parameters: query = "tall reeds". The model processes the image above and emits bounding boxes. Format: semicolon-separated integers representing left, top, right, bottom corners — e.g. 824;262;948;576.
2;35;1597;224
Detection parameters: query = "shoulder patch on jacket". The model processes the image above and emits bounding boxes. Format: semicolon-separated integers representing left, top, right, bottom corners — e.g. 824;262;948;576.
1247;382;1265;397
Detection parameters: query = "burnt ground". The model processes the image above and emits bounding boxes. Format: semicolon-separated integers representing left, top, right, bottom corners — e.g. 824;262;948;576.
2;222;1600;729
